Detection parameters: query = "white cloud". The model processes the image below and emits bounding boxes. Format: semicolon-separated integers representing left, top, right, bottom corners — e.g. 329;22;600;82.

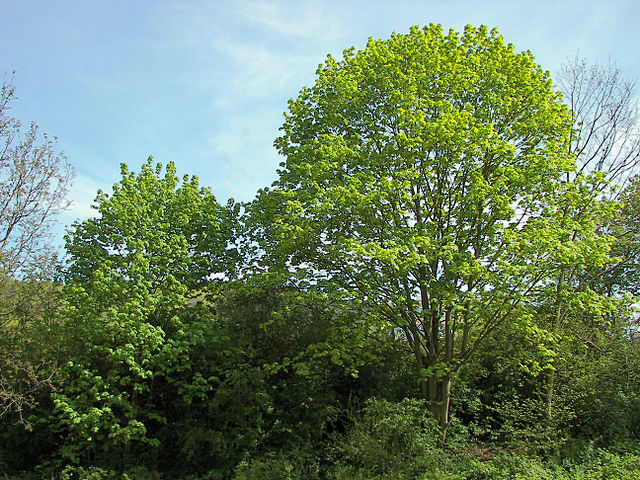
209;36;311;101
63;173;102;223
231;0;343;39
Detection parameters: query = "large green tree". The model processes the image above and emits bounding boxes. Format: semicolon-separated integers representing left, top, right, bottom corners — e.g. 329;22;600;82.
252;24;613;440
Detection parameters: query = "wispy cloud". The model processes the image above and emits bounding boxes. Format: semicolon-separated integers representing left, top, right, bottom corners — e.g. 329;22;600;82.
230;0;344;40
144;1;352;202
63;173;102;224
208;37;311;103
155;1;339;102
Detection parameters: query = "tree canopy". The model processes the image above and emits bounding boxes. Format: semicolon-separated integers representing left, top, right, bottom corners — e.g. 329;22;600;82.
65;159;234;288
252;24;613;438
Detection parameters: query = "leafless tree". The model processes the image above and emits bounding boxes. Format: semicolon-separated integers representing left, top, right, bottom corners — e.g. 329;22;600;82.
0;73;74;278
0;73;73;427
557;56;640;196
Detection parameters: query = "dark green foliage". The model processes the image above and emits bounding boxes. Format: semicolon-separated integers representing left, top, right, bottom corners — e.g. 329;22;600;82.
336;397;441;477
452;324;557;448
209;280;346;455
151;305;272;477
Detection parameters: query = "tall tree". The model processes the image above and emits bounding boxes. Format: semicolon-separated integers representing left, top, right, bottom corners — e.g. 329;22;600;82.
252;24;612;440
540;58;640;421
0;74;73;426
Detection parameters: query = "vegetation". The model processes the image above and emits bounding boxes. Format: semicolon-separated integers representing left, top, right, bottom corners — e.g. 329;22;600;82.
1;71;73;430
1;25;639;479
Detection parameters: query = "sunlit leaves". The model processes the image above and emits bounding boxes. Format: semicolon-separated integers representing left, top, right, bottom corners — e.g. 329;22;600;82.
255;24;613;432
54;159;235;465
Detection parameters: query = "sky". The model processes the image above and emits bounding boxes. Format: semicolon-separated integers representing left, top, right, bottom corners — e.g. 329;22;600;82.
1;0;639;245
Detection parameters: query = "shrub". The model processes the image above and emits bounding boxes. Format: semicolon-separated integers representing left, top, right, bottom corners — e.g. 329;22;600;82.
336;397;441;477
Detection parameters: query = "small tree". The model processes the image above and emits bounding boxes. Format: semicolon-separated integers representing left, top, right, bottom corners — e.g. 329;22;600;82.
56;160;235;467
253;25;612;441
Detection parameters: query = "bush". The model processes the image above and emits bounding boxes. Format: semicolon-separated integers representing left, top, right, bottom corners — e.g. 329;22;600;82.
336;397;442;477
567;450;640;480
232;448;323;480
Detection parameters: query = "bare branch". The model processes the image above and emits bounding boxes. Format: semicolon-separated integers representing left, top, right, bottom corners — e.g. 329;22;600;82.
557;56;640;196
0;74;74;277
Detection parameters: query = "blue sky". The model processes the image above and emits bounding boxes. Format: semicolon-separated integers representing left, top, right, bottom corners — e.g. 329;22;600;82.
1;0;639;244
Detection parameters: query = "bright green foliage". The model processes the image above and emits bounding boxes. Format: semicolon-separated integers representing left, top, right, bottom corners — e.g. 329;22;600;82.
65;158;234;287
253;24;613;436
52;160;235;469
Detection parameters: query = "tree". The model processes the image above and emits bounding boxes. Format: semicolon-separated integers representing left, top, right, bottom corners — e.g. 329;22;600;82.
252;24;612;441
0;74;73;427
557;56;640;194
54;160;235;468
0;74;74;277
538;58;640;422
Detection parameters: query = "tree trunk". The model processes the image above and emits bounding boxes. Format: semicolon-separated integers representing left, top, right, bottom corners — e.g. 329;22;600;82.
423;373;452;445
546;368;555;422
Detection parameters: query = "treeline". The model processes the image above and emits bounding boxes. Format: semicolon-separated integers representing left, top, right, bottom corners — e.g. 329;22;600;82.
1;25;640;479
